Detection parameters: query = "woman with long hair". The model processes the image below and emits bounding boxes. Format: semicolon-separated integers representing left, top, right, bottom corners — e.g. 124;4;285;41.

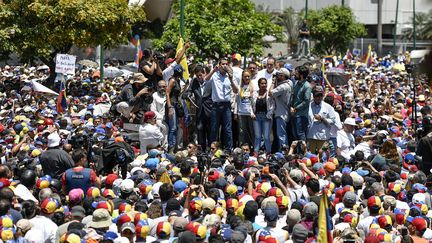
234;70;255;147
165;65;184;153
251;78;274;153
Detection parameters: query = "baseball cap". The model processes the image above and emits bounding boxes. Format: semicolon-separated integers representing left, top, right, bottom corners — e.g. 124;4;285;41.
263;202;279;222
202;198;216;211
411;217;427;231
120;179;134;194
71;206;86;218
144;111;156;122
68;189;84;204
120;222;136;233
344;118;357;126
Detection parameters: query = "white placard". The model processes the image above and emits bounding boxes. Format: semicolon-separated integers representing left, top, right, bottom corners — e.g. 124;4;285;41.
55;54;76;75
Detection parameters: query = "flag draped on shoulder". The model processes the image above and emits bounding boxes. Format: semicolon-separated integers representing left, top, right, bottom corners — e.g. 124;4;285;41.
176;37;190;81
56;76;67;113
317;191;333;243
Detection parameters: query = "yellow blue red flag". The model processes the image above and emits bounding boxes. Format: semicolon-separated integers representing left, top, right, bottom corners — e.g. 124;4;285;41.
176;37;190;81
317;191;333;243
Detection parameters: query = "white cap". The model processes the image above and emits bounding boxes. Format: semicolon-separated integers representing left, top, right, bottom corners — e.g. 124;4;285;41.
47;133;61;148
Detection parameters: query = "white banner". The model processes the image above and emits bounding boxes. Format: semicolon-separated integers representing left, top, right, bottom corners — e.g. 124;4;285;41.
55;54;76;75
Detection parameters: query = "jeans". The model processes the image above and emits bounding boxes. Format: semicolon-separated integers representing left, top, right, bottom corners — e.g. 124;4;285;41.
329;137;337;157
253;112;272;153
166;107;178;149
210;102;232;150
297;38;310;57
292;116;308;141
275;117;288;151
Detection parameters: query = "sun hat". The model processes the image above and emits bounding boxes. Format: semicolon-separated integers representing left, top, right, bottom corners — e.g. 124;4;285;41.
87;209;112;229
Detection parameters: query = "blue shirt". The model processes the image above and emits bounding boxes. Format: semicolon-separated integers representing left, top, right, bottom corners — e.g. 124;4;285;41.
209;71;232;103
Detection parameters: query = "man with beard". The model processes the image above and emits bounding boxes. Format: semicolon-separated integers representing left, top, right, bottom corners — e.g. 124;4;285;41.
268;68;292;150
115;73;151;122
186;65;212;149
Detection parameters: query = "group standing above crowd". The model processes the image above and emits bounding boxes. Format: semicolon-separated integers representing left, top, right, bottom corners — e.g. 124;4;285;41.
0;42;431;243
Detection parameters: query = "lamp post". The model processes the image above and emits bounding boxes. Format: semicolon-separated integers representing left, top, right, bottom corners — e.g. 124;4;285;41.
413;0;416;50
305;0;308;20
393;0;399;52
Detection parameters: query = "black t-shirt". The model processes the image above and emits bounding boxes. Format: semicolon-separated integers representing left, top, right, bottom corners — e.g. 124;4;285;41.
140;60;161;90
299;24;310;39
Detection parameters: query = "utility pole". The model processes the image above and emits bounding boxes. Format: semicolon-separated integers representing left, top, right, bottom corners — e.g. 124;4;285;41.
393;0;399;52
377;0;383;56
342;0;345;6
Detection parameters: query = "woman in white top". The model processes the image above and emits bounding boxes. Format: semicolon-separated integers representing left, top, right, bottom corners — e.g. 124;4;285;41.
234;70;255;147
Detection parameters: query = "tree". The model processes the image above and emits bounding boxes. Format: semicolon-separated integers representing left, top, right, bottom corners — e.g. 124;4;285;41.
0;0;145;84
402;10;432;40
307;5;366;55
273;7;303;54
153;0;282;58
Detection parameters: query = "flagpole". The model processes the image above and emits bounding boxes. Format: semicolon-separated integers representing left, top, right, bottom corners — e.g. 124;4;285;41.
180;0;185;38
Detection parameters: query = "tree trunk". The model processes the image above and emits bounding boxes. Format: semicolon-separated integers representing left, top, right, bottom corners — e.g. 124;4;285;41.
39;56;57;89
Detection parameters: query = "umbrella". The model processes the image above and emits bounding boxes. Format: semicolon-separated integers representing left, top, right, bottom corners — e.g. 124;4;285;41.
78;59;99;68
326;71;349;86
104;67;122;78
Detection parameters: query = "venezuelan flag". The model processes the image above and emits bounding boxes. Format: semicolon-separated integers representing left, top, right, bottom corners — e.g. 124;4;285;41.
132;35;143;69
317;191;333;243
56;77;67;113
365;44;373;67
175;37;190;80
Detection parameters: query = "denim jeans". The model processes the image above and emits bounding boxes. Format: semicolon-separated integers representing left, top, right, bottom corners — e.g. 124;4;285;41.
292;116;308;141
166;107;178;149
297;38;310;57
253;112;272;153
275;117;288;151
210;102;233;150
329;137;337;157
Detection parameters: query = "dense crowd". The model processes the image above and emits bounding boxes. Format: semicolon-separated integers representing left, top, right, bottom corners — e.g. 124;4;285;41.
0;44;430;243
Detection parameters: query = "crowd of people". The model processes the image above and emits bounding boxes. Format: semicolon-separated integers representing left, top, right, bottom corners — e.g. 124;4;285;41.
0;43;430;243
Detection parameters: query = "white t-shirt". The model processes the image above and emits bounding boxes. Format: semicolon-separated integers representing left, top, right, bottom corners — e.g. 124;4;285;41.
253;69;275;91
337;130;355;161
356;215;376;236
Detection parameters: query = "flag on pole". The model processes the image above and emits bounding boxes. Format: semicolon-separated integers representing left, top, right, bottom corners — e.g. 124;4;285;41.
56;75;67;113
321;61;326;88
365;44;373;67
317;191;333;243
131;35;143;69
175;37;190;81
344;48;353;60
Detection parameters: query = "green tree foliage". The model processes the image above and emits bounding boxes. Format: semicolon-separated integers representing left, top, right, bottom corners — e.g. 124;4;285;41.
154;0;282;58
402;10;432;40
308;5;366;55
0;0;145;79
273;7;304;54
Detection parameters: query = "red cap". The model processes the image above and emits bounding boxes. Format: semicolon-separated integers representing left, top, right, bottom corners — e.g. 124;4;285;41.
0;124;4;133
164;58;175;65
44;118;54;126
105;174;118;187
144;111;156;122
412;217;427;231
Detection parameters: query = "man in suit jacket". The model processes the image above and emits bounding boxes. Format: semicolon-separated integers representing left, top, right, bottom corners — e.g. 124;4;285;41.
186;65;213;150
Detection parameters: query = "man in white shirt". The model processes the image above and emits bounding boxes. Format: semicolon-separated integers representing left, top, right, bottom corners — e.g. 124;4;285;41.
307;86;336;154
336;118;357;161
253;57;276;91
151;80;168;147
231;53;243;85
139;111;164;154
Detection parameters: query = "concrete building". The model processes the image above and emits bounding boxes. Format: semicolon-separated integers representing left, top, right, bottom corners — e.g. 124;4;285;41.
252;0;431;37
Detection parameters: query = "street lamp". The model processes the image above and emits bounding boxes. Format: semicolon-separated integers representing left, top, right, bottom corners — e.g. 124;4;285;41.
413;0;416;50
